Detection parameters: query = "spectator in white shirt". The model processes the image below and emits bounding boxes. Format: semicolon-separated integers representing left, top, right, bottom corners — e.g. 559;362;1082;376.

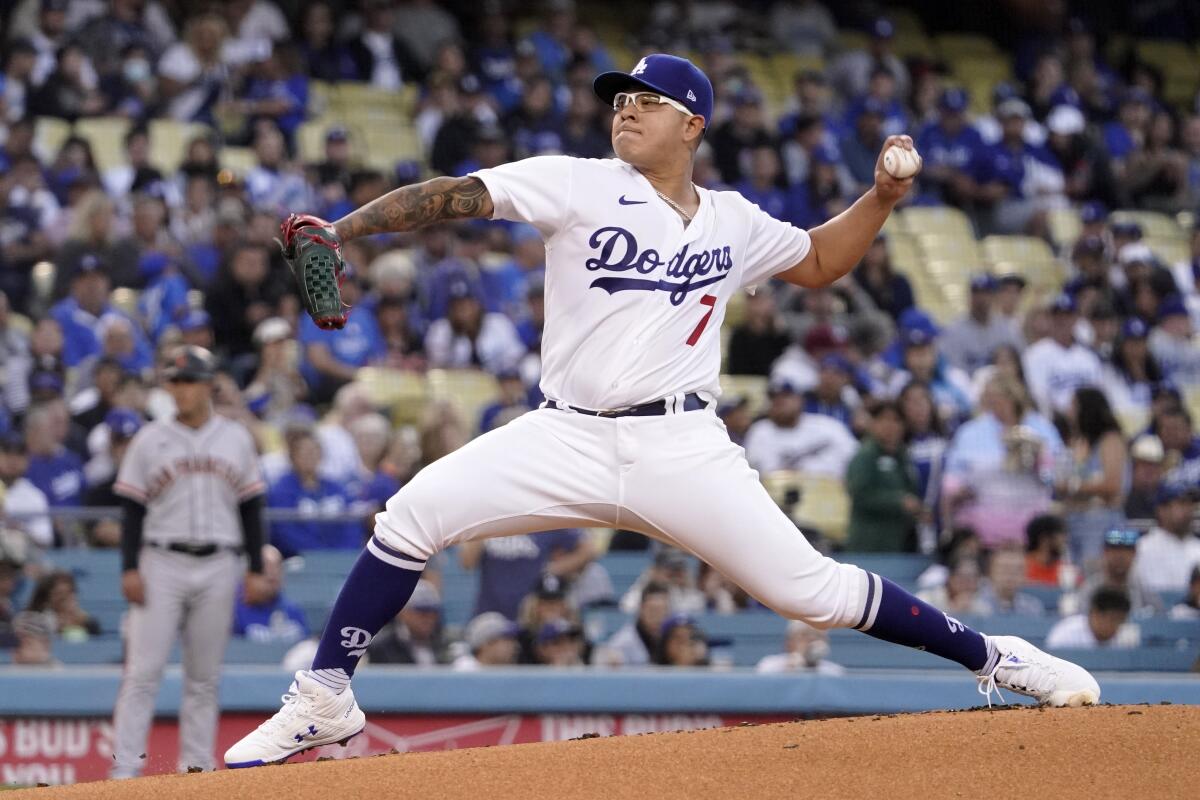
743;379;859;476
1149;295;1200;388
1168;566;1200;620
424;279;526;374
594;581;670;668
1046;586;1141;649
1134;484;1200;594
756;620;845;675
1023;293;1103;418
0;432;53;548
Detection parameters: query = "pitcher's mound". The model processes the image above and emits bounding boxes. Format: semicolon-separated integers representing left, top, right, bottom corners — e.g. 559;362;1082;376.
9;704;1196;800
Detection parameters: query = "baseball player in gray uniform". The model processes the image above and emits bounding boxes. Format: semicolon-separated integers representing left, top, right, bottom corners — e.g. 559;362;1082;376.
111;345;269;777
227;54;1098;769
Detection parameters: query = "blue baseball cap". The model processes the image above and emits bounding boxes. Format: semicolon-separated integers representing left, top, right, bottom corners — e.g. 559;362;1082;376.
1103;528;1139;548
1158;294;1188;321
870;17;895;38
1122;317;1149;339
768;378;800;396
939;88;969;113
1050;293;1078;314
105;408;143;440
1080;202;1107;224
178;309;211;332
898;308;941;338
820;353;854;374
1111;219;1143;239
970;273;998;292
660;612;697;640
594;54;714;127
903;327;937;347
812;144;841;165
536;619;578;645
1157;483;1196;506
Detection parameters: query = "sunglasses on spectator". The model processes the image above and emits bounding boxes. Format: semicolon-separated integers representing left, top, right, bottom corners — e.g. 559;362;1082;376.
612;91;692;116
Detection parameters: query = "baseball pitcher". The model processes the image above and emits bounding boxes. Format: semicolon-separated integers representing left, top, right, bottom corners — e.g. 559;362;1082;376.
227;54;1098;768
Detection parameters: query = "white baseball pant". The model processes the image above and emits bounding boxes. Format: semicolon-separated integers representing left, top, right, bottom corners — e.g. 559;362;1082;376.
373;406;871;629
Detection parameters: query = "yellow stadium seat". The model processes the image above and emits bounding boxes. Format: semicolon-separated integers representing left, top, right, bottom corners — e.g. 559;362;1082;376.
1145;238;1189;267
218;146;258;176
724;288;748;328
889;9;926;35
835;31;870;53
335;83;414;119
7;313;32;337
892;31;933;61
33;116;72;161
719;374;768;416
902;206;976;239
74;116;132;174
1110;210;1183;241
426;369;500;432
109;288;139;318
770;53;824;82
1185;387;1200;435
760;471;851;543
148;119;211;174
936;33;1001;59
355;368;430;426
1178;211;1195;232
1115;408;1151;439
187;289;204;310
916;233;981;264
1134;40;1198;80
991;260;1066;289
1047;207;1082;251
886;232;921;271
950;54;1013;86
981;235;1055;268
307;80;334;117
358;123;423;172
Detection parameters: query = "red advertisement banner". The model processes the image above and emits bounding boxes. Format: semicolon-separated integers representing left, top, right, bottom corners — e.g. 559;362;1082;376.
0;713;794;786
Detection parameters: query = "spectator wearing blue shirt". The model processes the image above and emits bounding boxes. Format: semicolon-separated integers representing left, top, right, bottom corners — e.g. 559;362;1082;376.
1158;407;1200;492
968;98;1063;235
239;45;308;143
802;355;857;429
299;271;386;404
23;400;85;511
49;259;151;369
842;67;908;137
232;545;309;645
137;253;192;344
267;428;364;558
735;145;788;221
898;381;948;513
460;529;595;621
479;370;535;434
784;144;848;229
841;98;888;192
1103;89;1153;166
480;224;545;317
916;88;984;204
344;412;401;514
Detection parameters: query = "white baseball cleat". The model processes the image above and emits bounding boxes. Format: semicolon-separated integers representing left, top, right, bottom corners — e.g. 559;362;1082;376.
977;635;1101;708
224;671;366;768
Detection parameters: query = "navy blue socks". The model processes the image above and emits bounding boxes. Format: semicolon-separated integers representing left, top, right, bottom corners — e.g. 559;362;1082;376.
308;537;425;691
854;572;994;673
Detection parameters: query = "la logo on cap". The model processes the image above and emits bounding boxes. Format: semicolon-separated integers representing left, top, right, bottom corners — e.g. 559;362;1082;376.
632;57;648;75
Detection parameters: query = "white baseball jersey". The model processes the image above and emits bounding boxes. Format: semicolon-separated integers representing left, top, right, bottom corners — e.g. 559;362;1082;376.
114;414;265;547
742;414;859;476
471;156;811;409
1021;337;1103;415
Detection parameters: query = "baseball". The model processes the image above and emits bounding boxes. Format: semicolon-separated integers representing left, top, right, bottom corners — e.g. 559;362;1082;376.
883;145;922;179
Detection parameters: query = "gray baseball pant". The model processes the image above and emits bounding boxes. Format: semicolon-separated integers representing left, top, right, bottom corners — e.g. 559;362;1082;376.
110;549;238;777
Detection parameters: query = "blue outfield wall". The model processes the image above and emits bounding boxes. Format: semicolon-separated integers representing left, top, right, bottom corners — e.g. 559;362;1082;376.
0;667;1197;717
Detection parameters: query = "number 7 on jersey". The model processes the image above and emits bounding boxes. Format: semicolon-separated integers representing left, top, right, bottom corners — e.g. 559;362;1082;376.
686;294;717;347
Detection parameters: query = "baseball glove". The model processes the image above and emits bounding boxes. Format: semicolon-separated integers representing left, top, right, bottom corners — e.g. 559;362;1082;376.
278;213;350;330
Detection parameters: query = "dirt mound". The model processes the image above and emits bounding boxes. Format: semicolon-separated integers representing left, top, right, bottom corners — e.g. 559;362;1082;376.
8;705;1195;800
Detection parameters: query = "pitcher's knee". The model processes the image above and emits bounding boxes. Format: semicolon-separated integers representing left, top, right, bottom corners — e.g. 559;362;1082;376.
762;559;868;630
372;477;452;561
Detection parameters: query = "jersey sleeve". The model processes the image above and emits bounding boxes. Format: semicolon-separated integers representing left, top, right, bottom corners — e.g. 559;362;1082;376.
113;430;151;504
737;198;813;289
469;155;576;238
235;426;267;501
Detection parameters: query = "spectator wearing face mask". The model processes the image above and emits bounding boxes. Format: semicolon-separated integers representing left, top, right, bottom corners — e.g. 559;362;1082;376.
756;620;844;675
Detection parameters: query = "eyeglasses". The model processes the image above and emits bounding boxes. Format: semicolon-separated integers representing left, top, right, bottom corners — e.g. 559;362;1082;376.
612;91;692;116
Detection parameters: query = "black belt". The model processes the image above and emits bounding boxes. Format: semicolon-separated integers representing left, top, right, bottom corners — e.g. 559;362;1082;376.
147;541;242;557
549;393;706;418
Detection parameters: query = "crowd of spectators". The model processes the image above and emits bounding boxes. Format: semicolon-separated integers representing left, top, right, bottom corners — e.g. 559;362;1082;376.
1;1;1200;670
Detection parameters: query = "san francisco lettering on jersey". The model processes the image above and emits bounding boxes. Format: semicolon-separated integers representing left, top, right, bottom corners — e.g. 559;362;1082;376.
584;226;733;305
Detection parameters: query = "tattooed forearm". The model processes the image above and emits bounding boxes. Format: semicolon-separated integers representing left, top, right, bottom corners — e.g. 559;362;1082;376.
332;176;493;241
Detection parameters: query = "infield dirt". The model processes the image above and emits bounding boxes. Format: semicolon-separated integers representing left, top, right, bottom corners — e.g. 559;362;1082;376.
6;704;1196;800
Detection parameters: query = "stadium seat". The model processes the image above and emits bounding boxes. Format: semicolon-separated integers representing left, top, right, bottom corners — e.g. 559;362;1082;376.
1046;207;1082;251
307;80;335;117
902;206;976;240
915;233;981;265
1178;211;1195;232
723;287;748;328
7;312;32;336
74;116;132;174
981;235;1056;267
1110;210;1184;241
33;116;72;161
758;470;849;542
148;119;211;174
218;146;258;176
935;33;1002;60
884;232;921;271
426;369;501;432
109;288;140;318
1145;238;1189;267
1115;407;1151;438
718;374;768;416
354;367;430;425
